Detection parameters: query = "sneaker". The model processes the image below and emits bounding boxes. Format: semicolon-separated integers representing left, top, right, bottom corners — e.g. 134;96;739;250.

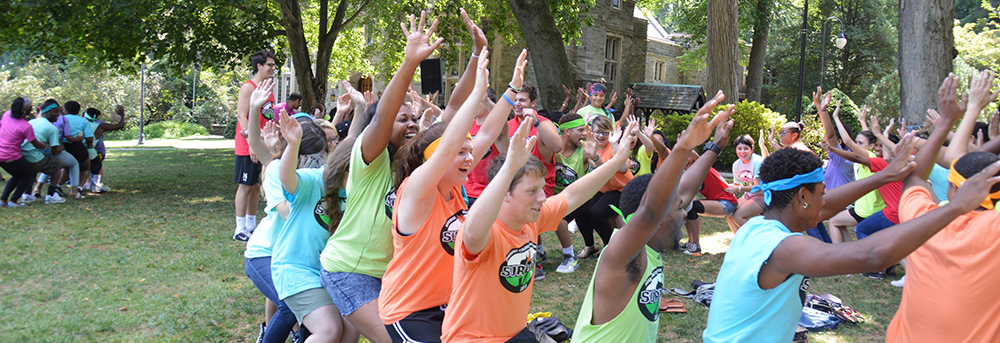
232;227;250;242
682;242;702;256
20;194;37;203
254;322;265;343
890;275;906;288
98;184;110;192
861;271;885;279
536;249;548;264
91;183;101;193
678;242;692;251
45;194;66;204
54;187;65;197
556;254;578;273
7;201;24;208
533;264;545;281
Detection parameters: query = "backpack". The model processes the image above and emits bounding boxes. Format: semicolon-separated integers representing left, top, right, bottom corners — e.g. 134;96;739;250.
799;307;842;332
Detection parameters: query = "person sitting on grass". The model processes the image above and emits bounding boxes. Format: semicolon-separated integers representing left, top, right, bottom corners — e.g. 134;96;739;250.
571;91;732;343
702;76;1000;341
886;72;1000;342
441;117;637;343
574;114;633;259
576;84;613;124
726;134;766;229
680;149;741;254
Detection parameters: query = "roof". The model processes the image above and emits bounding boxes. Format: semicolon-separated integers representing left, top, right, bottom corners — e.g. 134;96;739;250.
629;83;706;113
635;7;673;44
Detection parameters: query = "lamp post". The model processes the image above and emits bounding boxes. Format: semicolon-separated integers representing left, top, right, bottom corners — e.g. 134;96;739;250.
794;0;809;122
820;17;847;89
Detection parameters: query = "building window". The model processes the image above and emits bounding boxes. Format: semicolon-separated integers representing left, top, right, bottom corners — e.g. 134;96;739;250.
612;0;621;10
654;61;665;82
604;36;621;82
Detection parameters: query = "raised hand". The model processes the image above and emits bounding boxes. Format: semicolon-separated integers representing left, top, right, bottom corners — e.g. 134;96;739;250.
460;8;488;51
812;86;831;112
510;49;528;89
363;91;377;108
563;85;573;102
881;133;918;181
857;104;869;129
278;109;302;146
607;90;619;107
990;110;1000;140
507;115;538;169
966;70;999;113
616;121;638;157
583;130;599;161
712;105;736;149
336;93;352;115
869;116;882;134
833;100;843;122
676;90;727;150
624;94;635;113
937;73;968;121
644;117;657;137
400;11;443;64
898;118;909;138
419;108;437;132
262;121;281;155
250;78;274;111
609;125;623;145
949;160;1000;213
819;138;834;152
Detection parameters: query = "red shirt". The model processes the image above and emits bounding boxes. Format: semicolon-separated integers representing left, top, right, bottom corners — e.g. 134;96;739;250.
868;157;902;223
234;79;275;156
508;116;556;197
700;168;738;203
465;120;500;199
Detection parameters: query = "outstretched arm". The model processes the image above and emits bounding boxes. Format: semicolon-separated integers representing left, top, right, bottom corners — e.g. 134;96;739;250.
906;73;963;191
812;87;837;143
816;135;917;221
362;11;442;163
278;109;303;194
462;117;538;255
946;70;995;164
247;79;276;166
678;106;735;208
440;8;488;123
831;106;871;166
470;50;527;166
560;122;637;211
95;105;127;137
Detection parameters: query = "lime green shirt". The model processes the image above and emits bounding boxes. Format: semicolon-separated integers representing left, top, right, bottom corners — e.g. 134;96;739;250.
554;147;588;194
573;244;663;343
577;105;611;123
635;145;654;176
319;129;395;278
853;151;886;218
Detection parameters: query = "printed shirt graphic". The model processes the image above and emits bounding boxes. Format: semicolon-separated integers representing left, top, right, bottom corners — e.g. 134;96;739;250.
572;244;664;343
442;195;568;343
731;154;763;191
379;178;468;324
554;147;588;194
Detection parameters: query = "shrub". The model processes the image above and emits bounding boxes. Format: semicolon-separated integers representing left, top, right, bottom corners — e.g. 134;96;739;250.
142;121;209;139
223;120;238;139
712;101;788;170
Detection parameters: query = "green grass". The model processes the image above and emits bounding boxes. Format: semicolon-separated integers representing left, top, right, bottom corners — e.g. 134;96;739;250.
0;148;903;342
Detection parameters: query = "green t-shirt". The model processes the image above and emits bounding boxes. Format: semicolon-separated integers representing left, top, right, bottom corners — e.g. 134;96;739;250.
319;129;395;278
554;147;588;194
573;243;663;343
853;150;886;218
21;118;60;163
635;145;654;176
577;105;612;124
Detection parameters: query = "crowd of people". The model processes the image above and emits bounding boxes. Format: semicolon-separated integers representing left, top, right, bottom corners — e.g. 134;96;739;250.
217;10;1000;343
0;98;125;207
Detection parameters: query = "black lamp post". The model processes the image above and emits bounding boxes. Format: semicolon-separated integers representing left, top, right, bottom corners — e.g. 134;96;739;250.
794;0;809;122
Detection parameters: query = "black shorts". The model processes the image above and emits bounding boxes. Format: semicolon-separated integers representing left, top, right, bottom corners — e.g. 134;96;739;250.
91;152;104;174
64;141;89;165
234;155;262;185
848;206;866;223
385;306;446;343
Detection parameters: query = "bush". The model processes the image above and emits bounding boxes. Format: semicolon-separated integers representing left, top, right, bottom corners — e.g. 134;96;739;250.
103;127;140;141
223;120;238;139
142;121;209;139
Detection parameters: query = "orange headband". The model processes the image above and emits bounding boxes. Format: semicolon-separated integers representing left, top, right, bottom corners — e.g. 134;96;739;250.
423;133;473;161
948;159;1000;210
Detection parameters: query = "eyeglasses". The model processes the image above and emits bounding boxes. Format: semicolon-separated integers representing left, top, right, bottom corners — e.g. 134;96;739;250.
592;130;610;137
265;63;276;67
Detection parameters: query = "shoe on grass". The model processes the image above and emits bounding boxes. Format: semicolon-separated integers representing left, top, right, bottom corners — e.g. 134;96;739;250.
891;275;906;288
861;271;885;279
45;194;66;204
21;194;37;203
254;322;265;343
7;201;24;208
536;249;548;264
556;254;578;273
682;242;702;256
533;264;545;281
577;245;600;259
233;227;250;242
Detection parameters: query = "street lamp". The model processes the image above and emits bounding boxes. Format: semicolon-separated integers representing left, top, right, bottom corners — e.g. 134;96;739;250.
794;0;810;122
820;17;847;89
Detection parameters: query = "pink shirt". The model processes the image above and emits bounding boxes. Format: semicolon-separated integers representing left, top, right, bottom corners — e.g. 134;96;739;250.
0;111;37;161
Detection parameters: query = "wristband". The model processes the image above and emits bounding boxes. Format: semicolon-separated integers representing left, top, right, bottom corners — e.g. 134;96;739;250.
507;83;523;93
502;93;515;107
704;141;722;154
533;117;540;128
471;52;480;58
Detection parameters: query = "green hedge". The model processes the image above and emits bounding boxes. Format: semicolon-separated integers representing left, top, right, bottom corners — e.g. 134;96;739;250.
103;121;208;141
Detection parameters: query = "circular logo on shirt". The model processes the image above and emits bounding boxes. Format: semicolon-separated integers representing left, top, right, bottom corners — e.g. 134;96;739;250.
637;266;664;322
314;199;331;229
555;163;578;187
630;157;641;175
384;187;397;219
738;169;755;185
498;242;538;293
261;101;275;120
440;209;467;255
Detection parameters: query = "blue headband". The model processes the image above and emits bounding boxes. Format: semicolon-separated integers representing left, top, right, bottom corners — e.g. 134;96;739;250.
40;103;59;114
750;167;824;206
292;112;312;120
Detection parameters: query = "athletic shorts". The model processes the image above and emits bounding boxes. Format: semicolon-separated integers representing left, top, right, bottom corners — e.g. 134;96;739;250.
90;152;104;174
29;155;62;176
848;206;866;223
284;287;335;323
386;306;447;343
64;141;89;165
234;155;262;185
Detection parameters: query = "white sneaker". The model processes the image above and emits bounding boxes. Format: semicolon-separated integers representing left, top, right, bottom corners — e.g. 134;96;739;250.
6;201;24;208
98;184;110;192
20;194;37;203
232;227;250;242
568;220;578;233
891;275;905;288
91;183;101;193
45;194;66;204
556;254;578;273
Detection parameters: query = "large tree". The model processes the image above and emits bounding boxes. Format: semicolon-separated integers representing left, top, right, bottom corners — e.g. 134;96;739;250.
745;0;773;102
707;0;740;104
505;0;577;111
898;0;955;124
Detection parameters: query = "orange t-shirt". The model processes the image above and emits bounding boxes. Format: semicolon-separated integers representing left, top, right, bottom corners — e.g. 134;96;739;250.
441;195;568;343
885;186;1000;343
379;178;468;324
597;143;633;193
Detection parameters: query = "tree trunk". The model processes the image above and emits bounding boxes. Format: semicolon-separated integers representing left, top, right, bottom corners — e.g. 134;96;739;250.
275;0;318;109
707;0;739;104
898;0;955;124
745;0;771;103
507;0;576;111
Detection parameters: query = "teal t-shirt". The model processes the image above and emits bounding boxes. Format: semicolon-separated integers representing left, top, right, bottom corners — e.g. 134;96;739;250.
928;163;950;202
62;114;93;143
21;118;60;163
271;167;332;300
704;216;807;342
245;159;288;259
319;128;395;278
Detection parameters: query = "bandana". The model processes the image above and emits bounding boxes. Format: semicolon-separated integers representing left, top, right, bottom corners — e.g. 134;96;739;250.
590;84;606;95
298;151;326;169
751;167;824;206
609;204;634;224
558;118;586;132
40;103;59;115
948;159;1000;210
423;133;473;161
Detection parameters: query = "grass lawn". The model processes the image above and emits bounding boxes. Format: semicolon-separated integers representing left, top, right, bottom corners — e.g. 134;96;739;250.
0;147;904;342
